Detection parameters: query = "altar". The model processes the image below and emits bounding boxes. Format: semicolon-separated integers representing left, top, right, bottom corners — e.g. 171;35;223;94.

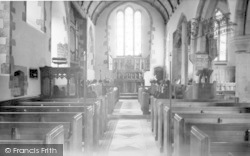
113;56;149;93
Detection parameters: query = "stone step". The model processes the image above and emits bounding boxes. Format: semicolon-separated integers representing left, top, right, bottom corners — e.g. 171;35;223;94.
120;93;138;96
119;96;138;99
119;93;138;99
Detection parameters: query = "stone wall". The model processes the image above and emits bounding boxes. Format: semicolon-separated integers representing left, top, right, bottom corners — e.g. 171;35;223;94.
0;1;52;100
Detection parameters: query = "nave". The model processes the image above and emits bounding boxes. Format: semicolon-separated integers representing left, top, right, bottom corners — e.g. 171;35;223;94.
1;0;250;156
97;100;160;156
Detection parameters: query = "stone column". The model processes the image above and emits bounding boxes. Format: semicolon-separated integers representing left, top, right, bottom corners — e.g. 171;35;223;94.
196;23;206;53
190;19;197;80
181;22;188;85
233;35;250;102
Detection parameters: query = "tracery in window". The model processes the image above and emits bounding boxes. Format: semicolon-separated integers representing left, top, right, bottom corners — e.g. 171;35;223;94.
134;11;142;56
214;9;227;62
117;11;124;56
116;7;142;56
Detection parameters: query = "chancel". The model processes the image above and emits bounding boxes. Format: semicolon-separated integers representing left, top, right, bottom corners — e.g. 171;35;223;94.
0;0;250;156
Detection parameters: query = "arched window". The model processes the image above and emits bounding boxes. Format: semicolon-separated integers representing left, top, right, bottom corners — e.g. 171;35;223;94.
214;9;227;62
117;11;124;56
116;7;142;56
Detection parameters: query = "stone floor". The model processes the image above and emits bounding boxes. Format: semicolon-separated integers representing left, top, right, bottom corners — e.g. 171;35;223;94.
97;100;161;156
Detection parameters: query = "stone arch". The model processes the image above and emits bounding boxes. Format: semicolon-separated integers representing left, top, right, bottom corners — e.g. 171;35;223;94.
177;13;187;28
196;0;230;19
235;0;250;35
194;0;234;87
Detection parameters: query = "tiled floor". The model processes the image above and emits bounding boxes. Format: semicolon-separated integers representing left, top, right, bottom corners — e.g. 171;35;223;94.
98;100;161;156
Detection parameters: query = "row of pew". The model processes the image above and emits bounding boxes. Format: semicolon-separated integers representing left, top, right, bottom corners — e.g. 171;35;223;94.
150;96;250;156
0;86;119;156
138;87;150;114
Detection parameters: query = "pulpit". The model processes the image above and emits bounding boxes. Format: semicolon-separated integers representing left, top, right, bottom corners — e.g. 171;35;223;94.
40;66;83;98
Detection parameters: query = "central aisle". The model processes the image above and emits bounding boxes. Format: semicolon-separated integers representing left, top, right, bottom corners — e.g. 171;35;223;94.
98;100;161;156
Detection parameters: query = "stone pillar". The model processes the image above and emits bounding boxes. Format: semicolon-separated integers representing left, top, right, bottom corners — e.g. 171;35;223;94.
0;1;10;74
196;23;206;53
233;35;250;102
193;22;207;82
181;22;188;85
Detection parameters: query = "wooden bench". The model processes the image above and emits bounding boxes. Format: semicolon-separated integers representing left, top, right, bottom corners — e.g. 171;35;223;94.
173;113;250;156
153;99;249;143
20;97;107;137
25;95;108;135
0;105;94;155
141;92;150;114
0;122;64;150
156;102;250;150
160;107;250;155
151;97;238;135
138;87;143;104
0;112;82;155
190;126;250;156
17;100;105;147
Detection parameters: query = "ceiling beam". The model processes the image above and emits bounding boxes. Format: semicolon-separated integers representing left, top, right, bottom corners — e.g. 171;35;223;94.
71;1;87;18
87;1;93;14
93;1;115;24
92;0;173;24
167;0;174;12
177;0;180;5
156;0;170;18
91;1;103;20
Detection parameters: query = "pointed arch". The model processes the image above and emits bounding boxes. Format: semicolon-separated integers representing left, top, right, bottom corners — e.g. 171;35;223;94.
177;13;187;28
235;0;249;36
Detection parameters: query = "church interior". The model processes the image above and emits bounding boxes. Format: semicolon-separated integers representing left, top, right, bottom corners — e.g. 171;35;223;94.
0;0;250;156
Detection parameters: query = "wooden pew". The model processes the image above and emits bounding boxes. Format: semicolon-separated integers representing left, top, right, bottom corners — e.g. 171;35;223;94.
0;112;82;155
0;105;94;155
161;107;250;156
141;92;150;114
18;100;106;145
20;97;107;135
173;113;250;156
0;122;64;149
113;87;119;103
151;97;238;136
190;126;250;156
153;98;249;142
156;101;250;150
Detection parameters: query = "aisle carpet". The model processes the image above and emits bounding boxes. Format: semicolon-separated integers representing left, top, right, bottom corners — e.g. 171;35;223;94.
97;100;161;156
